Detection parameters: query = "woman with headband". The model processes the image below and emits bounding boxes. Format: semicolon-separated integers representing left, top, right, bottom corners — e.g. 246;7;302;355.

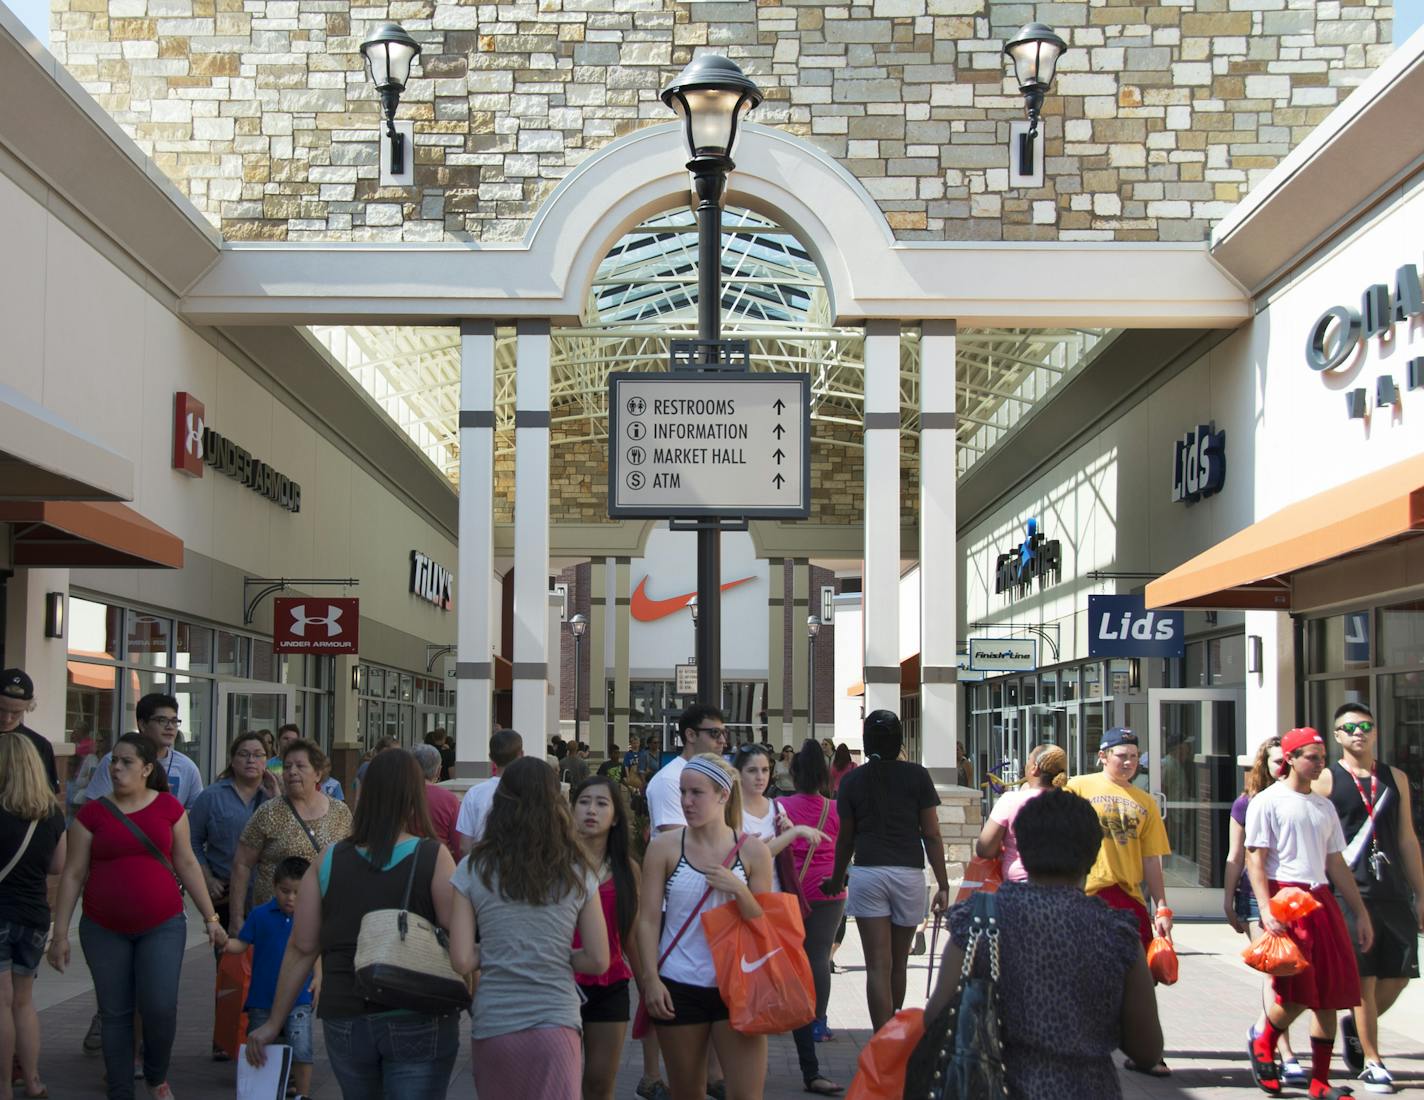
637;754;773;1100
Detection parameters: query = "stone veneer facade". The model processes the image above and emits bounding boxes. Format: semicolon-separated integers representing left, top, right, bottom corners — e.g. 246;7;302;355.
49;0;1392;245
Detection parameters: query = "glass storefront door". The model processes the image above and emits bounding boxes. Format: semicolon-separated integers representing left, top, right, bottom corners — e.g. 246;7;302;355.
1147;686;1243;914
216;682;296;763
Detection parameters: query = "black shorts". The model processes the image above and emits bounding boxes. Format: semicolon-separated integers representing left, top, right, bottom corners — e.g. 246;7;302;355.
1344;898;1420;980
660;977;729;1026
579;978;630;1025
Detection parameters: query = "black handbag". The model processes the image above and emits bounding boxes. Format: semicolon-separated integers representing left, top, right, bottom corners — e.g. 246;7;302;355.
904;891;1006;1100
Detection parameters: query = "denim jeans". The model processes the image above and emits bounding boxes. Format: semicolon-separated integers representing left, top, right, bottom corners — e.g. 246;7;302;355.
79;914;187;1100
322;1013;459;1100
792;899;846;1085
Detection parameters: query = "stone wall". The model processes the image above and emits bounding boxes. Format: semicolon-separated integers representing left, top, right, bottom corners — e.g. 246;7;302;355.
937;784;982;874
50;0;1393;245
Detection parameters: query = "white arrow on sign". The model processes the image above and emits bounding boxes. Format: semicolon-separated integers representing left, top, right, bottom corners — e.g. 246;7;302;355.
608;372;810;519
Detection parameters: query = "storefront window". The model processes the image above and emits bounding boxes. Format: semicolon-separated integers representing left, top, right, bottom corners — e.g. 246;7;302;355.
175;622;213;674
174;676;213;777
215;632;249;678
66;661;118;746
1306;612;1372;674
1378;672;1424;843
1210;634;1245;685
69;597;122;661
251;639;277;682
126;611;172;667
1378;600;1424;669
127;670;173;727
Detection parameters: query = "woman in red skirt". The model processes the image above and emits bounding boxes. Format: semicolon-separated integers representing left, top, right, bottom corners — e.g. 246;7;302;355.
1244;728;1374;1100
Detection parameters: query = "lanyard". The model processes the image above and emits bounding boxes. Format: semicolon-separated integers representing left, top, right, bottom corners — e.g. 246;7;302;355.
1347;765;1378;824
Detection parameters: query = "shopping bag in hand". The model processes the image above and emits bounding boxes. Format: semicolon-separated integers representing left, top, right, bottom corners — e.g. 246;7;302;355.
1146;936;1179;985
1242;931;1310;977
214;950;252;1061
1269;886;1321;925
952;856;1003;906
701;892;815;1034
845;1008;926;1100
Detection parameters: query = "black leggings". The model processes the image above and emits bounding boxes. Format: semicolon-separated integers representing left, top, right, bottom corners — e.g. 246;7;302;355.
792;899;846;1084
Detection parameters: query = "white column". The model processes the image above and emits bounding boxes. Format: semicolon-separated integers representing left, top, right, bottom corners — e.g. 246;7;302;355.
790;559;810;743
587;563;607;754
2;567;70;742
511;319;552;741
862;320;902;715
1245;609;1294;743
919;320;959;782
455;320;496;778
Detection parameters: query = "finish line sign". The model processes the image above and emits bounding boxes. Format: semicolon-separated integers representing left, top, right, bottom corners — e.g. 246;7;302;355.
608;372;811;519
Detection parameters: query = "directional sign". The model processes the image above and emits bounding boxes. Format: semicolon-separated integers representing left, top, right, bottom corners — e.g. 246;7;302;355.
608;372;811;519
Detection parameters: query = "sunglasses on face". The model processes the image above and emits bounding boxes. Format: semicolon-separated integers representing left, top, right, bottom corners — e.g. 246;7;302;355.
1335;721;1374;735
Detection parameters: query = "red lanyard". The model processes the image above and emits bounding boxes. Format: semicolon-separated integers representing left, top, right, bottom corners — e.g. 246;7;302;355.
1347;766;1378;824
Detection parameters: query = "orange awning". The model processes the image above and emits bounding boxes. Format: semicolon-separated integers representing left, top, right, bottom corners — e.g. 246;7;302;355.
1146;451;1424;611
0;501;183;569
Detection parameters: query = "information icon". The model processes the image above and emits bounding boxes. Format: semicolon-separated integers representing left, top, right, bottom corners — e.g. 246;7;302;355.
626;396;646;416
626;446;645;466
627;421;646;441
626;471;646;491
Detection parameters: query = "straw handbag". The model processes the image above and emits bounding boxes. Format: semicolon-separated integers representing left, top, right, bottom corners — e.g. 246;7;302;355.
353;839;471;1015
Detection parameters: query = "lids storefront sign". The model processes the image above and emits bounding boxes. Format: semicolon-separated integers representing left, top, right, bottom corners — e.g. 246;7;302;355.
994;518;1062;598
410;551;453;611
1171;423;1225;505
171;392;302;512
273;597;360;653
969;637;1038;672
1088;594;1185;658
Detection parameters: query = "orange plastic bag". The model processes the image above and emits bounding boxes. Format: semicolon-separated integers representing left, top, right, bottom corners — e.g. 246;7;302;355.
1242;931;1311;977
845;1008;926;1100
701;892;816;1035
1147;937;1179;985
213;950;251;1061
1269;886;1322;925
953;856;1004;906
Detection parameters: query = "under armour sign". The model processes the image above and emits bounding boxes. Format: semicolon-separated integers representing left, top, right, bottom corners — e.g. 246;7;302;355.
1170;423;1225;505
173;392;206;477
272;597;360;653
171;391;302;512
1088;594;1184;658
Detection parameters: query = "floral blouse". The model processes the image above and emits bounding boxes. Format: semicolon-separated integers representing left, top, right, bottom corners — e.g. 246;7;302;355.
238;796;352;906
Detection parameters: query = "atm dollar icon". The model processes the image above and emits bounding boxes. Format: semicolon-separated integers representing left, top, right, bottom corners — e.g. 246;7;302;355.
626;471;645;490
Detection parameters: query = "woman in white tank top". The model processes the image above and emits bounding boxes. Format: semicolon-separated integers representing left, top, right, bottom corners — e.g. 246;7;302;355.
637;754;773;1100
735;745;831;894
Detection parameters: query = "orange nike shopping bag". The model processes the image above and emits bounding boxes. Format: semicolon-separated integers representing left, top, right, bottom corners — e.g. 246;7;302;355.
845;1008;926;1100
213;950;252;1061
701;892;816;1034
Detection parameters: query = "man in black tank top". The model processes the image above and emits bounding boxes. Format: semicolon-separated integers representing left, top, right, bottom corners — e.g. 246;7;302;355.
1315;702;1424;1094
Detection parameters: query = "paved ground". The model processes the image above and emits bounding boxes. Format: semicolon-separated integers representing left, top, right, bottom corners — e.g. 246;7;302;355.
30;910;1424;1098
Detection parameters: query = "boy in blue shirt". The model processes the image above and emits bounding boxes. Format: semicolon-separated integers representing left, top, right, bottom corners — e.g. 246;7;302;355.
225;856;315;1099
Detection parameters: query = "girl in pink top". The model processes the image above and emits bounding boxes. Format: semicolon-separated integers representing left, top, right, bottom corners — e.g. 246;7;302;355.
976;744;1068;882
829;744;855;795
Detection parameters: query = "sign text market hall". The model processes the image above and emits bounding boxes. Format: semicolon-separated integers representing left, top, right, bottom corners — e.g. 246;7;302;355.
607;373;810;519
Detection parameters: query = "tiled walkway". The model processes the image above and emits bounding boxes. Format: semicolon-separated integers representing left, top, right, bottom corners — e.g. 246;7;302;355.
32;917;1424;1097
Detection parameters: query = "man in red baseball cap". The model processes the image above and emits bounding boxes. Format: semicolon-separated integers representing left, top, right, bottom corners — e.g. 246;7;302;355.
1245;727;1374;1099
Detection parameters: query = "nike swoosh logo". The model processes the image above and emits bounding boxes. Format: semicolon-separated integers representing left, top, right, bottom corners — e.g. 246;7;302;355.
630;576;756;622
740;947;782;973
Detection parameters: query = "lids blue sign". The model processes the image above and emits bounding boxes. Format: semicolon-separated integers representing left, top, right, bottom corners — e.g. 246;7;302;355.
1088;595;1185;658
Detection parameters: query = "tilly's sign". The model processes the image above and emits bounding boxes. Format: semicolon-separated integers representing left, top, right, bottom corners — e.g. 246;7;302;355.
1088;594;1185;659
1171;423;1225;505
1304;262;1424;417
994;519;1062;597
410;551;453;611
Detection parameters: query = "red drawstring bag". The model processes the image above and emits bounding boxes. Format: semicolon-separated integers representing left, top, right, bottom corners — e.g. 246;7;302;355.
1146;937;1179;985
701;892;816;1035
845;1008;926;1100
1269;886;1322;925
1242;932;1311;977
213;950;252;1061
953;856;1004;906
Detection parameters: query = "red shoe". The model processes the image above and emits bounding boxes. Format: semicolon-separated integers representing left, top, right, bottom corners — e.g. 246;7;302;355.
1247;1031;1283;1095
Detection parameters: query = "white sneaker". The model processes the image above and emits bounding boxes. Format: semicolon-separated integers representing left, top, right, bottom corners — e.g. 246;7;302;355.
1360;1061;1395;1094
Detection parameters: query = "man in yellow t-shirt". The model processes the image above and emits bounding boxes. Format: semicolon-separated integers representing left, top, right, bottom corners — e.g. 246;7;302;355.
1066;728;1173;950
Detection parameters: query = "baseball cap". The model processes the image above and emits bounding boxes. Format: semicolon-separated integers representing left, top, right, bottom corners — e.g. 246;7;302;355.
0;669;34;702
1099;727;1139;751
1281;727;1324;756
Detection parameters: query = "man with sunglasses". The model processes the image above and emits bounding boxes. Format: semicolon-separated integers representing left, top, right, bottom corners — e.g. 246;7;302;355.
1246;727;1373;1100
1314;703;1424;1094
645;702;728;833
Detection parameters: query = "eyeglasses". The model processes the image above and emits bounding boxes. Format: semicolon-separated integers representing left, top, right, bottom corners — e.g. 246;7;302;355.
233;751;267;762
694;726;727;738
146;717;181;728
1335;721;1374;734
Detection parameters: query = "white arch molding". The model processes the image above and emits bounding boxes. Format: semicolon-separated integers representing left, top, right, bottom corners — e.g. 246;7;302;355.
181;123;1248;329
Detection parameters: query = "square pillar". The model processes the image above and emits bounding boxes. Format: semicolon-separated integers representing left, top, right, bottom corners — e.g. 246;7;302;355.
790;558;810;744
511;319;552;741
3;567;70;745
765;557;785;748
454;320;497;778
613;557;631;750
862;320;902;716
588;561;608;753
919;320;959;782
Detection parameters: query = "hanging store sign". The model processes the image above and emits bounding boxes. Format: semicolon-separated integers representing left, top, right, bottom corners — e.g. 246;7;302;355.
272;597;360;653
410;551;453;611
1088;594;1185;658
1170;423;1226;505
675;663;699;696
993;518;1061;598
969;637;1038;672
607;373;811;519
171;392;302;512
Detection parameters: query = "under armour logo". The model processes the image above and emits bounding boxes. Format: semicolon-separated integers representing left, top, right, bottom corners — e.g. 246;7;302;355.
185;413;205;459
289;604;344;638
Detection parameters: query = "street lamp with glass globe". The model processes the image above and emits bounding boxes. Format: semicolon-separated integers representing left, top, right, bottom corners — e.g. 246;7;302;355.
1003;22;1068;176
568;613;588;749
807;615;822;742
359;22;422;174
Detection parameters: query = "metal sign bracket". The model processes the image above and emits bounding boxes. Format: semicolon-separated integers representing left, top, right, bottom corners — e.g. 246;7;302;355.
243;576;360;626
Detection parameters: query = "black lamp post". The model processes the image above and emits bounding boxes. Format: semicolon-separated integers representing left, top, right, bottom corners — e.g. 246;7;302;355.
360;22;421;175
1003;22;1067;176
568;612;588;748
660;55;762;709
807;615;821;742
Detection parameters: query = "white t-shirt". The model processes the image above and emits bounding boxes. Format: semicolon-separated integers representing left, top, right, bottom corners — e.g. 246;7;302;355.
1244;780;1345;887
82;746;204;809
646;755;689;831
742;800;781;891
456;776;499;844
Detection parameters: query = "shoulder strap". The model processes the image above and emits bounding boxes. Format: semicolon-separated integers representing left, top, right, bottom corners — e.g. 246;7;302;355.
98;797;181;888
284;797;322;853
797;797;832;885
398;838;430;912
657;832;747;969
0;819;39;884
